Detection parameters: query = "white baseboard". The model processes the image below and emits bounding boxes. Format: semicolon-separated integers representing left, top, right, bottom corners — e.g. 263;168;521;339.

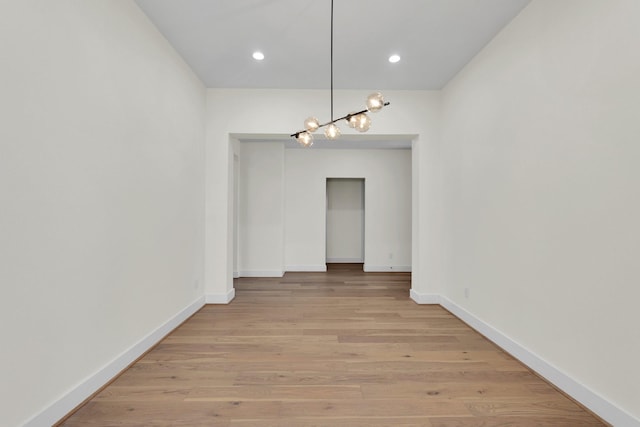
439;296;640;427
364;265;412;272
409;289;440;304
233;271;239;278
285;265;327;272
205;288;236;304
238;270;284;278
326;258;364;263
24;296;205;427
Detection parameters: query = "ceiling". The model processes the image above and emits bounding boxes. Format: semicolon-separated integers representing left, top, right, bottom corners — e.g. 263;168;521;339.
134;0;531;91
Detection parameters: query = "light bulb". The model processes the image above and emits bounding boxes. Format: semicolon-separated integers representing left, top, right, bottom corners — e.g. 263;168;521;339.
297;131;313;147
325;123;341;139
366;92;385;112
304;117;320;133
353;113;371;132
347;112;358;128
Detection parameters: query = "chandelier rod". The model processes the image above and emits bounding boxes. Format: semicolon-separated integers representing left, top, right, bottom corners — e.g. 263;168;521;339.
330;0;334;122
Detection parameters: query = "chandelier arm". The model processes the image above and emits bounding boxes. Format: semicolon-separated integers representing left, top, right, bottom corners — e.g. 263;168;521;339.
289;102;390;138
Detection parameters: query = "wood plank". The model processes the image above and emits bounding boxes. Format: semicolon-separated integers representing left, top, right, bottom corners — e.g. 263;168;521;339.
429;415;607;427
278;398;471;418
186;385;363;401
230;418;433;427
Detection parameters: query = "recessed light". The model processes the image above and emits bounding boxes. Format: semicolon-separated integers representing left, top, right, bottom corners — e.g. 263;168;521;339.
252;51;265;61
388;54;401;63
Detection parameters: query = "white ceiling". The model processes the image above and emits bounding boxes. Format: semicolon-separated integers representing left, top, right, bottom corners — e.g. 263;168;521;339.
135;0;531;90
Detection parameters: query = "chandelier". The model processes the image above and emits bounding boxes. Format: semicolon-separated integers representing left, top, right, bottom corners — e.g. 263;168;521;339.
290;0;390;147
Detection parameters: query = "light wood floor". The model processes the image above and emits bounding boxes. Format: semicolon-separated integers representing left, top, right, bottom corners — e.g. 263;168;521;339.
60;264;607;426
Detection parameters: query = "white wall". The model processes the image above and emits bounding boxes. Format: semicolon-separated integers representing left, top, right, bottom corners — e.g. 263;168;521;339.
0;2;206;426
206;89;442;297
440;0;640;424
285;149;411;272
238;142;285;276
326;178;365;263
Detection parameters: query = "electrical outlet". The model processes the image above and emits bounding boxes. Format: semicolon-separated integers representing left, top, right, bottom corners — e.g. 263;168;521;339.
389;252;393;259
464;288;469;299
194;279;200;289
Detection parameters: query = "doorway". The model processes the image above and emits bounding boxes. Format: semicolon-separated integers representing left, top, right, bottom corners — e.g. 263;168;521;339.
326;178;365;267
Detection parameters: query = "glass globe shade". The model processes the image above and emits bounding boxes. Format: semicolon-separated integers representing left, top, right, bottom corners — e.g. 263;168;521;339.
354;113;371;132
347;112;358;128
297;131;313;147
366;92;385;112
304;117;320;133
325;123;341;139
